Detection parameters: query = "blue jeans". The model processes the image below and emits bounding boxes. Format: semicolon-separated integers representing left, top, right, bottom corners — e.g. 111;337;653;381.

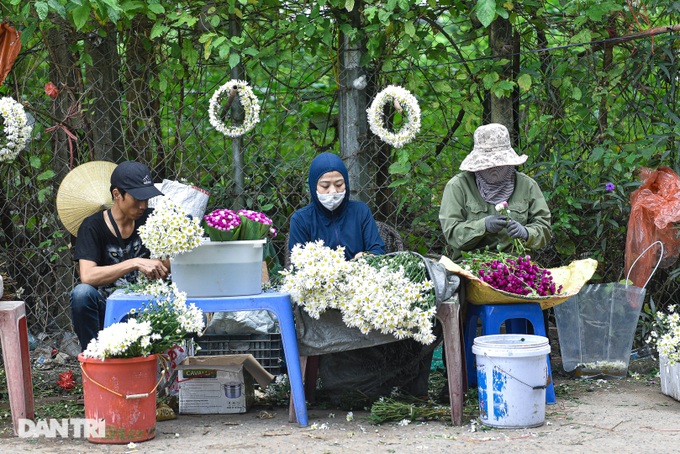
70;284;106;352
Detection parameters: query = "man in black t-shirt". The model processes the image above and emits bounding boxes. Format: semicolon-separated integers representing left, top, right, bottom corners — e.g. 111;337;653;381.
70;161;167;351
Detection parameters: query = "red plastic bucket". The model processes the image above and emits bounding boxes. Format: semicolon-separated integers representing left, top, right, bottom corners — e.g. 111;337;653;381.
78;353;159;444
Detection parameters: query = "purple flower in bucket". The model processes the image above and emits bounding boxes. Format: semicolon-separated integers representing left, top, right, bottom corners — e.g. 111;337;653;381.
605;182;615;192
203;209;242;241
237;209;277;240
202;208;276;241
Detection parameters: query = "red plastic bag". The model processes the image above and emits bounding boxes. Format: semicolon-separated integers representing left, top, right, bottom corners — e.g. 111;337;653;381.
0;23;22;86
624;166;680;287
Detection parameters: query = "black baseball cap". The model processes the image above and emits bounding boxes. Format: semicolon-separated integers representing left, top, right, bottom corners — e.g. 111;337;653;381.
110;161;163;201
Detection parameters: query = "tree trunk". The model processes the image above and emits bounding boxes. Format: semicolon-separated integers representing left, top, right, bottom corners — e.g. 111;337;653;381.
42;18;87;331
598;30;614;138
84;24;125;162
338;2;372;203
488;17;515;136
44;18;84;175
124;17;166;177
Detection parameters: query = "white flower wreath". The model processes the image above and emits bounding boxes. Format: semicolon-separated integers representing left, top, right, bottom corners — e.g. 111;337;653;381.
0;96;32;162
208;80;261;138
366;85;421;148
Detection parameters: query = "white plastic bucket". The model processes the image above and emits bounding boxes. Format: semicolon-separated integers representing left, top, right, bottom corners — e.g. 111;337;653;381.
660;356;680;401
472;334;551;428
171;239;265;297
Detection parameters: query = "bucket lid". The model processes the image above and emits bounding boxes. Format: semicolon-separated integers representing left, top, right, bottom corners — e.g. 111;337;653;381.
200;238;266;247
472;334;550;357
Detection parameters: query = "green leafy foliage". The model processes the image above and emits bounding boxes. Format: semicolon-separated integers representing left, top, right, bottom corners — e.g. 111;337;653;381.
475;0;498;28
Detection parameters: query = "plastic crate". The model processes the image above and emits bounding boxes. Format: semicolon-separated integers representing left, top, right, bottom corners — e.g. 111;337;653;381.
192;333;283;375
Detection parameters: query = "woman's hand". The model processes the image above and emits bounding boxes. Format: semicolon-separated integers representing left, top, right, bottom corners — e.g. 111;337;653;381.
507;220;529;240
485;215;508;234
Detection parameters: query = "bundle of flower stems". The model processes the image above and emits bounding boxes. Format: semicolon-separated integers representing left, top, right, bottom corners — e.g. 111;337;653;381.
368;397;451;424
361;252;436;310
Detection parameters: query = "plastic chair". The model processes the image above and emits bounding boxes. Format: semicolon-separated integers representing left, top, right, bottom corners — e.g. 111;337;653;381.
376;221;404;254
464;302;556;404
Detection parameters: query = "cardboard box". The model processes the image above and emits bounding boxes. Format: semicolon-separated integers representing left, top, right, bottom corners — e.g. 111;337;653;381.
177;354;274;414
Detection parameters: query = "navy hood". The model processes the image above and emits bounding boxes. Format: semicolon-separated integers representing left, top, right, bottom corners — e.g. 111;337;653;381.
308;152;350;215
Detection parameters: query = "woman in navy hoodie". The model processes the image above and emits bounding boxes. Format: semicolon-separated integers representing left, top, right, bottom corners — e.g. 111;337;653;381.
288;152;434;404
289;152;385;259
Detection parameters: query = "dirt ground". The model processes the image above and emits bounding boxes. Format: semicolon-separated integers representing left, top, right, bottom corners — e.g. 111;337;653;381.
1;357;679;453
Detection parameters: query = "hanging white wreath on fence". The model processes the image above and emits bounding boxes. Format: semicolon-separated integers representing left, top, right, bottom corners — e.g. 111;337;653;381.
0;97;32;162
208;80;261;138
367;85;421;148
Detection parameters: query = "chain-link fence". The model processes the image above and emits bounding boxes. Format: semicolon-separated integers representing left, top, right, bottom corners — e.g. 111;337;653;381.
1;10;679;355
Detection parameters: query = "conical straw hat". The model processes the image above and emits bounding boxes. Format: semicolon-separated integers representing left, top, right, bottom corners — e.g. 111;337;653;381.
56;161;117;236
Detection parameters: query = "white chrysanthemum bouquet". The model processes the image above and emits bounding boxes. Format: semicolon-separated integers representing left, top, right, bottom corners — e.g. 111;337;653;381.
83;278;204;359
647;304;680;365
280;241;437;344
138;197;205;259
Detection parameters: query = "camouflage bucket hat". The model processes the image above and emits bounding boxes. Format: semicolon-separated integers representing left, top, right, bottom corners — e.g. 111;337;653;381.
459;123;528;172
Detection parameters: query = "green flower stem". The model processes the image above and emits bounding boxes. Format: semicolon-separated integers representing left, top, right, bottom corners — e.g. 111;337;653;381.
369;397;450;423
362;252;435;311
497;205;526;255
512;237;525;256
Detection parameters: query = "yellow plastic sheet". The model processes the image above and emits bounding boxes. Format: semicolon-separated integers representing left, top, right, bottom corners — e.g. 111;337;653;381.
439;256;598;310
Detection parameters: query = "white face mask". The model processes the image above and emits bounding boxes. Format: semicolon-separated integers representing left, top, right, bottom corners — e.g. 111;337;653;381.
317;191;345;211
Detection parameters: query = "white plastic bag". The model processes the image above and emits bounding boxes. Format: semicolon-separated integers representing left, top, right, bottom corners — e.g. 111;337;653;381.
148;179;210;219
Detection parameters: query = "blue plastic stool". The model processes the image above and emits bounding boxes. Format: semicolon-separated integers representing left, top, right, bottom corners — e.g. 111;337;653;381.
105;290;308;426
464;302;556;404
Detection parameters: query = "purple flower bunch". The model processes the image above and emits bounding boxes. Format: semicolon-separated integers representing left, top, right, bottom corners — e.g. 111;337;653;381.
237;209;277;240
203;209;242;241
202;208;276;241
205;209;241;231
462;251;563;297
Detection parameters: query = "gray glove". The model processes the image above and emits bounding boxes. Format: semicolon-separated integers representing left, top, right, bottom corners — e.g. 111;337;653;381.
507;220;529;240
485;215;507;234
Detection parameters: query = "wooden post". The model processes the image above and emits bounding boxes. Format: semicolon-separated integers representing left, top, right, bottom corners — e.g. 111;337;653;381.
229;14;246;209
0;301;35;435
437;300;464;426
